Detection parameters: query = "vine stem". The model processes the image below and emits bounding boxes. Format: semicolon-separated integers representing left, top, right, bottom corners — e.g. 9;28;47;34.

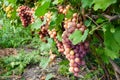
110;59;120;80
88;14;120;22
85;15;102;33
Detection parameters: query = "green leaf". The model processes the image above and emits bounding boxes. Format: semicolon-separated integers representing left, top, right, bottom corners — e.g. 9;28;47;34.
56;14;64;25
52;0;63;5
69;30;82;45
93;0;117;11
59;60;69;65
31;18;42;30
81;0;93;8
84;19;92;27
58;0;64;4
104;25;120;59
96;48;109;63
49;13;57;30
65;9;74;19
11;10;16;19
49;13;64;30
57;33;62;41
104;48;119;59
69;29;89;45
110;26;115;33
0;19;3;25
35;0;51;17
113;28;120;46
52;0;58;5
40;38;55;51
8;0;16;4
45;73;54;80
104;27;119;51
81;29;89;42
58;60;69;75
96;18;105;24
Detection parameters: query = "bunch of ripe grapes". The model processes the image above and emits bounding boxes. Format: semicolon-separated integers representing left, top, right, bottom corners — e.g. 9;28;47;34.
17;5;89;77
58;5;70;15
38;12;65;53
2;4;13;18
48;29;64;53
62;13;89;76
38;12;52;41
17;5;34;27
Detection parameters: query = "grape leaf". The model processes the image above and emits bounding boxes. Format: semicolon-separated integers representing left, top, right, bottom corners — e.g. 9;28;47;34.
56;14;64;25
93;0;117;11
31;18;42;30
104;27;119;51
8;0;16;4
84;19;92;27
96;48;109;63
49;13;57;30
104;48;119;59
81;0;93;8
104;25;120;59
40;38;53;51
66;9;74;19
69;29;89;45
110;26;115;33
0;19;3;25
69;30;82;45
35;0;51;17
113;28;120;46
96;18;105;24
81;29;89;42
57;33;62;41
49;13;64;30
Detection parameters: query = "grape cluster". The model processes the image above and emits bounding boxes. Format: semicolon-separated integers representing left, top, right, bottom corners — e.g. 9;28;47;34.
38;12;52;41
64;18;71;29
38;12;65;53
48;29;64;53
62;13;89;76
17;5;34;27
38;25;48;42
58;5;70;15
2;4;13;18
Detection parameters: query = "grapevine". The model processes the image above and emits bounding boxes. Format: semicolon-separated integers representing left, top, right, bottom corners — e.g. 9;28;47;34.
16;5;89;77
14;1;120;79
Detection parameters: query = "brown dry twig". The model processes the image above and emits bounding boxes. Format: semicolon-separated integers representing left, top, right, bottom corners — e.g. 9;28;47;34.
110;59;120;80
103;14;120;22
87;14;120;22
85;15;102;33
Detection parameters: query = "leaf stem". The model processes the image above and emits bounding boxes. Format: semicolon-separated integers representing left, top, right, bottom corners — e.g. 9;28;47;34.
85;15;102;33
